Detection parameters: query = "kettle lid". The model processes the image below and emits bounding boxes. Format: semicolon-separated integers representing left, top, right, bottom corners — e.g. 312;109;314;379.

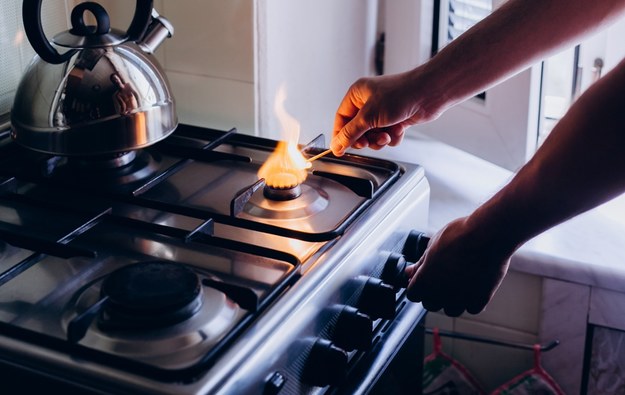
53;2;126;49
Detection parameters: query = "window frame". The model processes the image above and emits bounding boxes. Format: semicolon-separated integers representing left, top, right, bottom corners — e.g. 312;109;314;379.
383;0;542;171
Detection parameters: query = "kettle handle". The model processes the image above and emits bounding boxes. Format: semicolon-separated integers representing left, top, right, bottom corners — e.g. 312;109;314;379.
125;0;154;42
22;0;154;65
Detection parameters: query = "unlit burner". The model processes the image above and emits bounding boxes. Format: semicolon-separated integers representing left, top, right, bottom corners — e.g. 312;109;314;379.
51;149;160;188
70;150;138;170
99;261;203;330
263;172;303;200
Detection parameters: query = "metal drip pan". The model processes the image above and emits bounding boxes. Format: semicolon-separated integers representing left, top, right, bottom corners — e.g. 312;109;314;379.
244;184;329;220
62;275;243;370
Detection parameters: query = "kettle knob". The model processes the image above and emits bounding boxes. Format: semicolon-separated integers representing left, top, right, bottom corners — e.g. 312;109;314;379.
69;2;111;36
22;0;154;64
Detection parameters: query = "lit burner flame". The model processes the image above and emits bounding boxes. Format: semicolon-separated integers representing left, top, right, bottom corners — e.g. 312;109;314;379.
258;85;311;189
259;141;310;188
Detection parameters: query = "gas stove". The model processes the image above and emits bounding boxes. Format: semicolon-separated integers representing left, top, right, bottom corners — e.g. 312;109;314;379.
0;124;429;394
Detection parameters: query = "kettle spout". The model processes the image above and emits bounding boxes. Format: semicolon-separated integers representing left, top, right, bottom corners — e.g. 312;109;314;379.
137;9;174;54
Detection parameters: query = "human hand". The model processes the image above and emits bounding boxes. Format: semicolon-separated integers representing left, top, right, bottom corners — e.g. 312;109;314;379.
331;69;440;156
405;217;513;317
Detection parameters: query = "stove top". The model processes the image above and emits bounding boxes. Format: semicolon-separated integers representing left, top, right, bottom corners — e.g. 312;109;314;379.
2;125;400;242
0;124;420;390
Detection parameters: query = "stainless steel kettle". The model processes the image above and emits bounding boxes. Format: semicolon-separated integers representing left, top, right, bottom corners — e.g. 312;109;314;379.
11;0;177;156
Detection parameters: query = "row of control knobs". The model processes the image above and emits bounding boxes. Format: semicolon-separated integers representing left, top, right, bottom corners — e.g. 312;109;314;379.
300;231;430;388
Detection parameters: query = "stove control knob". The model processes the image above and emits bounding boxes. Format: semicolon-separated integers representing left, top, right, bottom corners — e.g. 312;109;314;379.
357;277;396;320
331;305;373;351
264;371;286;395
402;230;430;263
381;252;409;289
303;338;348;387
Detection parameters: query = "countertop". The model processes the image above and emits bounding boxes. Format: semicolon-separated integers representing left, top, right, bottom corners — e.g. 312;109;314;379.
363;133;625;294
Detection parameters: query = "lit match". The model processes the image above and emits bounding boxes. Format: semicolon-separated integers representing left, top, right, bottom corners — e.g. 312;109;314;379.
306;149;332;163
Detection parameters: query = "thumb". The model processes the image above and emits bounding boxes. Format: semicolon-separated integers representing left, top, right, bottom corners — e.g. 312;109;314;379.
404;263;419;278
331;114;371;156
406;257;428;302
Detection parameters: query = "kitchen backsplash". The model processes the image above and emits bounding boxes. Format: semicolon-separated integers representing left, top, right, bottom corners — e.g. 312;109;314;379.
0;0;71;125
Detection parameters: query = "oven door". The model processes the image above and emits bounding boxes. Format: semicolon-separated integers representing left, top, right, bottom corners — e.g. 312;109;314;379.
332;300;426;395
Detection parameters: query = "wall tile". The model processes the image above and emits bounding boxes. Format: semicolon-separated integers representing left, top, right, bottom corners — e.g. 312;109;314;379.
589;287;625;331
424;312;454;356
586;326;625;394
162;0;253;83
167;71;254;134
422;271;542;391
465;270;542;334
453;318;537;392
540;278;590;395
1;0;69;116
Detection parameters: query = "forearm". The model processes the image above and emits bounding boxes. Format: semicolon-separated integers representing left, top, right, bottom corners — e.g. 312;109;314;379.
467;59;625;252
415;0;625;114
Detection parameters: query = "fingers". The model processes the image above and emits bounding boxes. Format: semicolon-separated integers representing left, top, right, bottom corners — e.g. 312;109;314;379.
353;136;369;149
387;124;405;146
365;126;404;150
331;113;370;156
466;302;486;315
404;263;419;278
364;131;392;150
405;256;488;317
331;77;407;155
443;306;466;317
406;262;426;304
332;85;368;156
335;126;405;153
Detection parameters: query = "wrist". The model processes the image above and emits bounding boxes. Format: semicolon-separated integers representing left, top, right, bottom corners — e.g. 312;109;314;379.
463;200;527;259
404;63;457;122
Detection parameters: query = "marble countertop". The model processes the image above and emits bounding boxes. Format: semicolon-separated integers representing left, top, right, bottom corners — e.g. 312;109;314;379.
364;133;625;293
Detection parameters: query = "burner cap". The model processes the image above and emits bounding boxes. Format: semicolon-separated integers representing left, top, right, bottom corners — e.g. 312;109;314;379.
263;184;302;200
71;151;138;170
100;261;202;329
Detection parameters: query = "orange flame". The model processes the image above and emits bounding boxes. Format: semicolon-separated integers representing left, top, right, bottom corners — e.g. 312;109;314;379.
258;86;311;188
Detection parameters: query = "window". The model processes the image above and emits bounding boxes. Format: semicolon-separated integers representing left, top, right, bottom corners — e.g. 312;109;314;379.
436;0;494;100
445;0;492;43
539;22;625;146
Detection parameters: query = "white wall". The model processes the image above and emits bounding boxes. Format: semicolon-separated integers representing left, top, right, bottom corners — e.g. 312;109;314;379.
255;0;378;144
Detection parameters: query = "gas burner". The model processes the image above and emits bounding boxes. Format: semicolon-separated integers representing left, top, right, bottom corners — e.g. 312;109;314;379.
62;261;243;367
245;184;329;220
48;150;161;188
99;261;202;330
263;184;302;200
69;151;138;170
